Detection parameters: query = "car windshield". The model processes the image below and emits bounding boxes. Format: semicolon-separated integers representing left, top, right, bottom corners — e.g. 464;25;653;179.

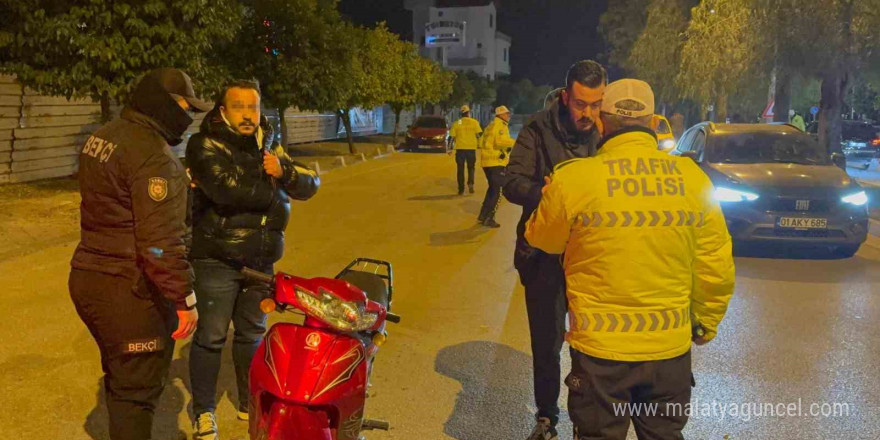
841;123;878;141
709;132;830;165
414;117;446;129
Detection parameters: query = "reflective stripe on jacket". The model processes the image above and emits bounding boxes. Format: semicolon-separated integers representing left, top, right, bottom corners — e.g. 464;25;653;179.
450;117;482;150
480;117;516;167
525;127;735;361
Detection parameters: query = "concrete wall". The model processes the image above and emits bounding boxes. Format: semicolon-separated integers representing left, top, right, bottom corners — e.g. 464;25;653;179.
0;75;382;184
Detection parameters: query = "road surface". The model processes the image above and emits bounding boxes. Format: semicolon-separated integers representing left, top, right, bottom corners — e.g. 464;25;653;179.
1;151;877;440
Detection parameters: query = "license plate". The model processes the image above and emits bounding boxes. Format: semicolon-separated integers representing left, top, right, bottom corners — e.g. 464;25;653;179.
777;217;827;229
418;145;436;149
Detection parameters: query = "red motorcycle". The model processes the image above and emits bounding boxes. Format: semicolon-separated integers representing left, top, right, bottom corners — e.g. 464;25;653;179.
241;258;400;440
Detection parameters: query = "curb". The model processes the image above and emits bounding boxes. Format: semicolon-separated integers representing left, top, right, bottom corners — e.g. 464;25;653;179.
307;144;396;176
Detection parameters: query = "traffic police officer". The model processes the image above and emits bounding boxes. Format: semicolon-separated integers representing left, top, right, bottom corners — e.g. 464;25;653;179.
69;68;211;440
478;105;516;228
449;104;482;195
525;79;735;440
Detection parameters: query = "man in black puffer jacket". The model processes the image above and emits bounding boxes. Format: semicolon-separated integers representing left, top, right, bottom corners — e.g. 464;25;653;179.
185;81;319;440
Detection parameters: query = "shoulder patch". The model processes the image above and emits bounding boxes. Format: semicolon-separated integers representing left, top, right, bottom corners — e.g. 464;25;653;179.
148;177;168;201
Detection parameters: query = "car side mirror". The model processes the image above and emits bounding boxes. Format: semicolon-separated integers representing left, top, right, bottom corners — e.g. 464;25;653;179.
831;152;846;169
681;151;701;164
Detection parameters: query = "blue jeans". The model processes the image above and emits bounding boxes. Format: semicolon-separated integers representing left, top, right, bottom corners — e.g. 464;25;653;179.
189;258;270;415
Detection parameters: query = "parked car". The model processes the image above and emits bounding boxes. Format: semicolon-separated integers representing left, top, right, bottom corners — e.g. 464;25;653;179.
652;114;676;151
671;122;869;257
404;116;449;152
807;120;880;169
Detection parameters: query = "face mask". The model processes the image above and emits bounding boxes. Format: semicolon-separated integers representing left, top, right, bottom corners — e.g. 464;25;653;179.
130;76;195;145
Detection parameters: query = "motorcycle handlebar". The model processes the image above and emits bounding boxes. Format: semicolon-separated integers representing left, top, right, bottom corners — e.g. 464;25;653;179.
241;267;274;284
386;312;401;324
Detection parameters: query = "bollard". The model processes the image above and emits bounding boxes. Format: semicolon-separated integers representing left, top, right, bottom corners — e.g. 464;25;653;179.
335;156;346;167
311;161;321;175
386;144;395;154
360;152;367;162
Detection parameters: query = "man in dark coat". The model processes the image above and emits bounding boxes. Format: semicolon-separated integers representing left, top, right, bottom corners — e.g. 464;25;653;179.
70;68;211;440
503;60;607;440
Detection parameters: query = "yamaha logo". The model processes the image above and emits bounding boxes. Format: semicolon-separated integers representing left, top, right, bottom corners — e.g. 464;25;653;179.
795;200;811;211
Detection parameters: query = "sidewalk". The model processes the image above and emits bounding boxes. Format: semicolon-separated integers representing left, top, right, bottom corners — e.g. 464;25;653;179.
0;135;396;262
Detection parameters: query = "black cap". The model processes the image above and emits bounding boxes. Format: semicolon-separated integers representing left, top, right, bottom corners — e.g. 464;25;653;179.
136;68;213;112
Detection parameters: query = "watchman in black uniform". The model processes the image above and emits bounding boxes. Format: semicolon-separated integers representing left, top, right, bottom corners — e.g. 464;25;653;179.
69;68;212;440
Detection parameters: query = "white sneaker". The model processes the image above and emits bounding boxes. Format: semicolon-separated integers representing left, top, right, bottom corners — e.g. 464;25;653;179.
194;412;219;440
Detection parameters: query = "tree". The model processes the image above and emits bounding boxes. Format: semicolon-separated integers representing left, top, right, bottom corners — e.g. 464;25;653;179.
231;0;346;146
677;0;770;121
440;72;474;113
386;41;450;148
598;0;651;69
0;0;240;121
627;0;694;107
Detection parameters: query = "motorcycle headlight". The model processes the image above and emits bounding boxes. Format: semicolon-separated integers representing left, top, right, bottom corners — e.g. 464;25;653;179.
295;287;378;332
659;139;675;149
713;187;759;202
841;190;868;206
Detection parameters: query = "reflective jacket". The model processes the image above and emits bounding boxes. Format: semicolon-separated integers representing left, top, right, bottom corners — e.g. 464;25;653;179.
525;127;735;362
186;109;320;268
480;117;516;167
449;117;482;150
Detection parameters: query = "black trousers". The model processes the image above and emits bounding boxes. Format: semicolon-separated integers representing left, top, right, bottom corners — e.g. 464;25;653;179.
479;166;505;220
522;252;568;426
69;269;177;440
567;349;692;440
455;149;477;192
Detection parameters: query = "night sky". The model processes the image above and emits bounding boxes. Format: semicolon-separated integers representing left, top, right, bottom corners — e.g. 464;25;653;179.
339;0;612;87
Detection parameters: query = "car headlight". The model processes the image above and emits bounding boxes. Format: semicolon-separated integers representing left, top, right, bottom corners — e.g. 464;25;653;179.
713;187;759;202
841;190;868;206
433;134;447;141
659;139;675;149
295;287;378;332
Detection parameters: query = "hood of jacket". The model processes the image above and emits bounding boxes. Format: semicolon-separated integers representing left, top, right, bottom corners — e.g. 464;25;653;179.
127;76;194;146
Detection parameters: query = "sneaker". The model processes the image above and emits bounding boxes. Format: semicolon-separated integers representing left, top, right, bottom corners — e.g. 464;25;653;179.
194;412;219;440
525;417;557;440
483;218;501;228
468;185;474;194
458;189;464;195
237;409;249;421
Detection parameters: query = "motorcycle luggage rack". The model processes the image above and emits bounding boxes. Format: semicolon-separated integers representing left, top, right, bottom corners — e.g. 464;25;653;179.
335;258;394;310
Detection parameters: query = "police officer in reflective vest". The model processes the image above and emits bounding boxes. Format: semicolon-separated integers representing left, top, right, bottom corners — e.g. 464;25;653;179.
525;79;735;440
69;68;210;440
478;105;516;227
449;104;482;195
